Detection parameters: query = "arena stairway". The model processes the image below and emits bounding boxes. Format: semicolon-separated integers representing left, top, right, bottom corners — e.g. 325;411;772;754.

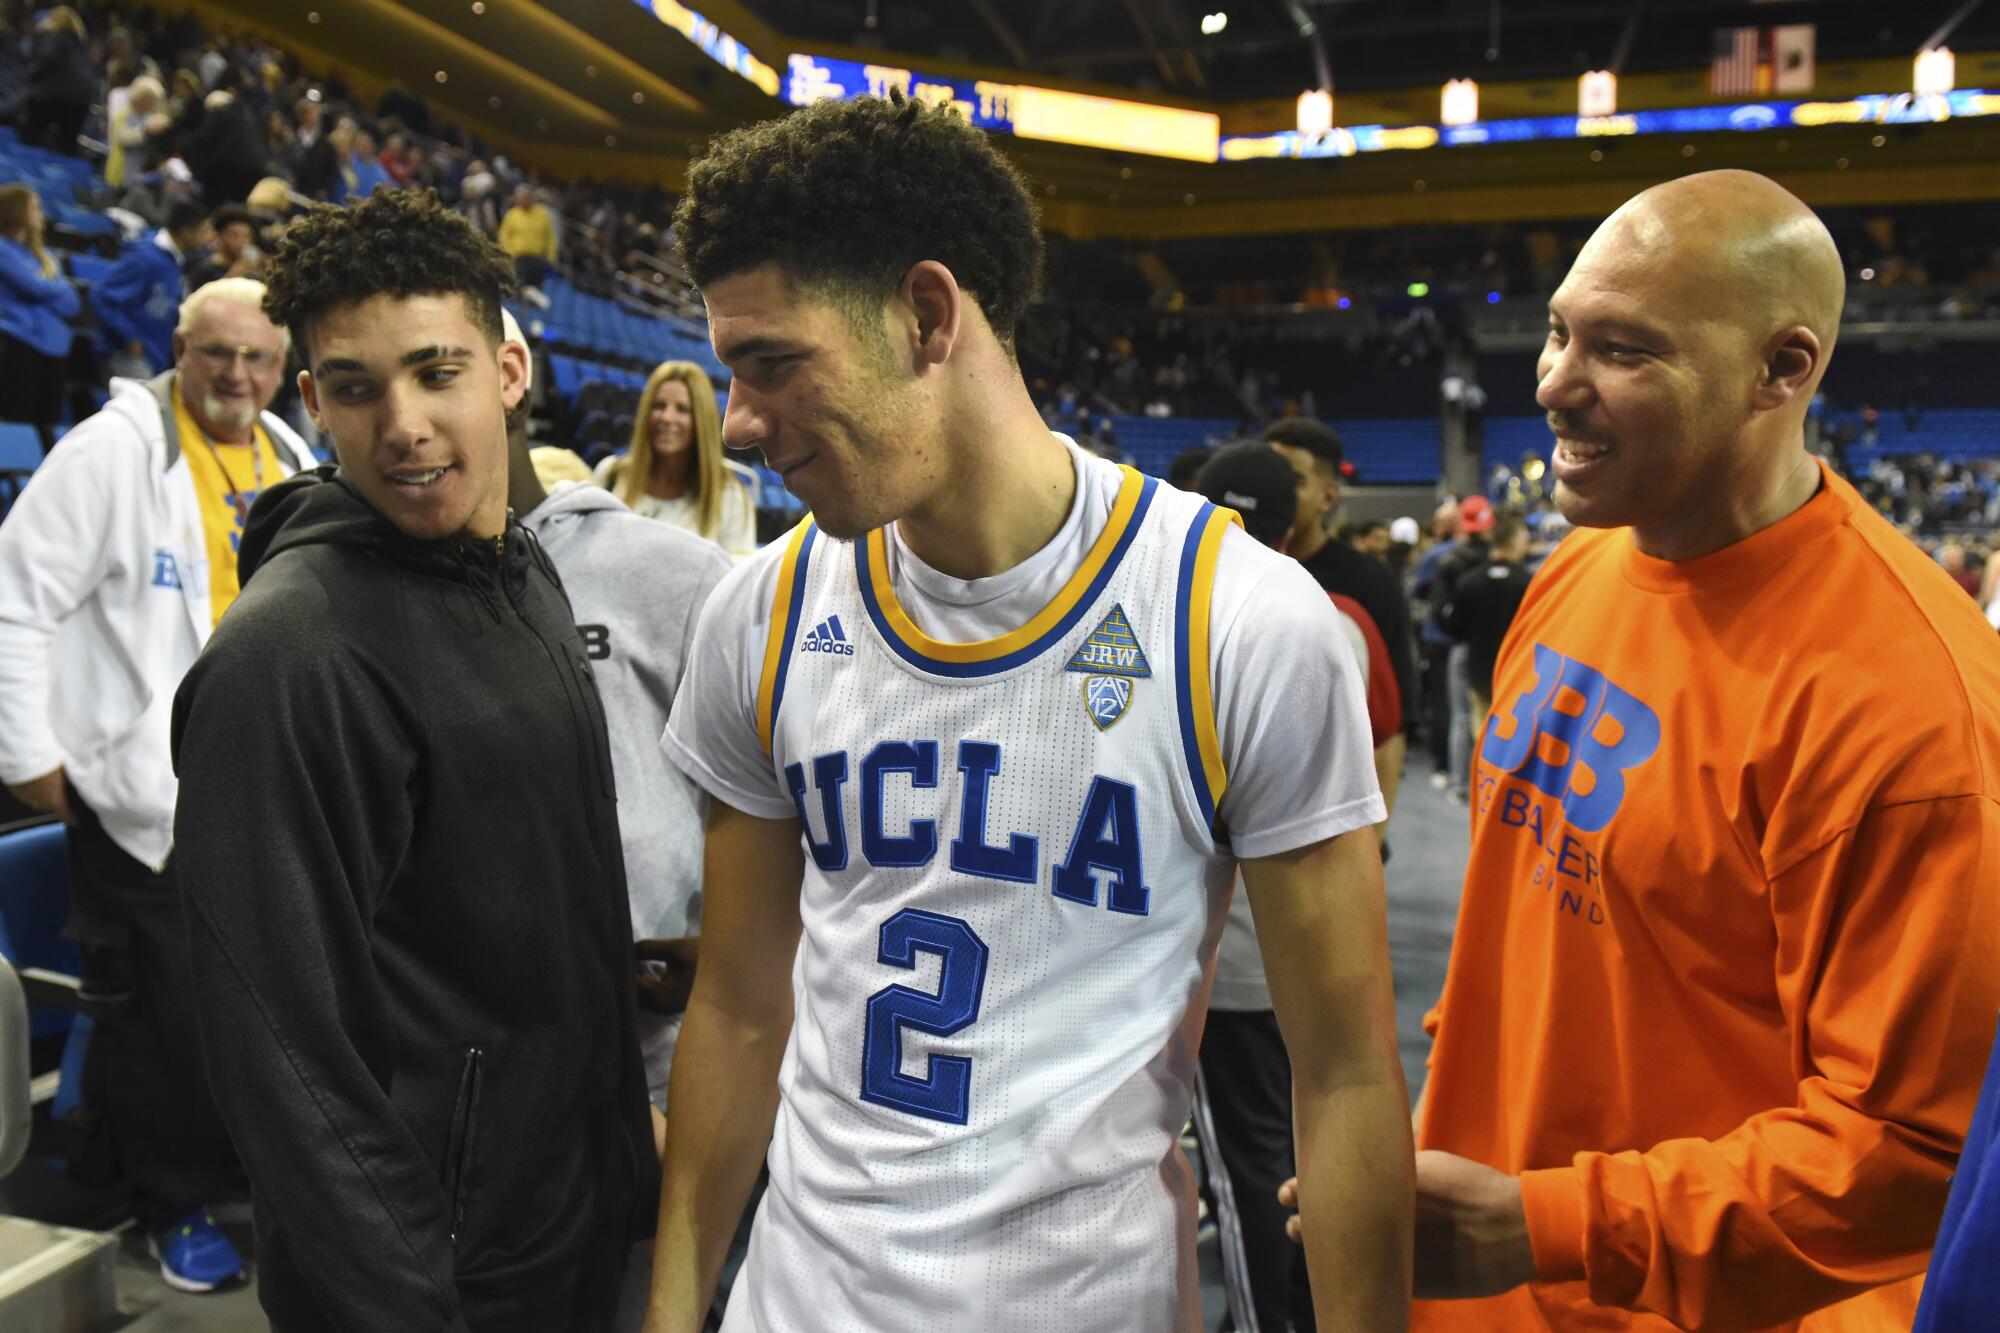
0;1212;119;1333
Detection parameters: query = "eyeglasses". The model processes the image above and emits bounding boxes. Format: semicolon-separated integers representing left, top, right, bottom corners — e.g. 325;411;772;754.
192;343;285;372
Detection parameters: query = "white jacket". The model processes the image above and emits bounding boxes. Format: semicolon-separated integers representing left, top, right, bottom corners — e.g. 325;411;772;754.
0;374;316;869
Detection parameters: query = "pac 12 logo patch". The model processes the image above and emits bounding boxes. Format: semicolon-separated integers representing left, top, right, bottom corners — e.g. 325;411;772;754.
1084;675;1133;730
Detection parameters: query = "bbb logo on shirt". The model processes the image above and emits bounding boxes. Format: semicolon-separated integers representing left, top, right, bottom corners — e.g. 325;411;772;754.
1481;643;1660;833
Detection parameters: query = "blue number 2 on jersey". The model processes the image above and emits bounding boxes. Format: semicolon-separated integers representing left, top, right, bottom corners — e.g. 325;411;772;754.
860;909;990;1125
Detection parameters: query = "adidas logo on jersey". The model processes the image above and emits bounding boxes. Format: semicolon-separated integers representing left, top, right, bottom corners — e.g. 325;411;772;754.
802;615;855;656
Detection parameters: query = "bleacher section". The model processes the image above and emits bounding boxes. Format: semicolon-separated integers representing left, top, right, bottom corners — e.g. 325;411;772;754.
528;274;725;383
1105;414;1445;486
1828;410;2000;468
0;127;118;245
1482;409;2000;480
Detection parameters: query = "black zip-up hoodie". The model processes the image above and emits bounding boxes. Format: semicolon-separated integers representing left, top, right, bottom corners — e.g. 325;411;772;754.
170;467;656;1332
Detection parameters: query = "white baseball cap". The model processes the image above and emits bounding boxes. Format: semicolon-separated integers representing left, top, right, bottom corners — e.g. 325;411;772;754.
1389;516;1421;544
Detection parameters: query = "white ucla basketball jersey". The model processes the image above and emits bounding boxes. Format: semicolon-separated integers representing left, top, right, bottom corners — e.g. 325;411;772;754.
722;467;1241;1333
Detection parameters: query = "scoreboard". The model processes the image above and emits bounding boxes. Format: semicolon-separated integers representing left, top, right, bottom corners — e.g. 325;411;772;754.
784;53;1221;163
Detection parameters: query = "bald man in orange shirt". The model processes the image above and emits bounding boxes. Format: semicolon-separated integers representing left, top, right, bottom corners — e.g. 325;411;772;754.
1291;171;2000;1330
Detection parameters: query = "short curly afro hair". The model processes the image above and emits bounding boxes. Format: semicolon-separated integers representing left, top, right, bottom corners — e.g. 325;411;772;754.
675;94;1044;348
262;188;516;361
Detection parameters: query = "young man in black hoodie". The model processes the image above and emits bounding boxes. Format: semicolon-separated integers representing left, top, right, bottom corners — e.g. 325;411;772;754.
170;188;655;1332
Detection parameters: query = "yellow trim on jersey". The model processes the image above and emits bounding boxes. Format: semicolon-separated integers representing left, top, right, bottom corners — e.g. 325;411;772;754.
756;517;816;757
1188;506;1240;807
862;465;1148;665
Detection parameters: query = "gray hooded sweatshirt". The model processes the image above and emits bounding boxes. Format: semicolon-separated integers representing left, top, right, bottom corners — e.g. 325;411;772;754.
524;481;731;1102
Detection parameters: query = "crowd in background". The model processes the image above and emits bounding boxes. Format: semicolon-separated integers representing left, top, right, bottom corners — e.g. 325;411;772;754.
1;1;685;295
8;1;2000;618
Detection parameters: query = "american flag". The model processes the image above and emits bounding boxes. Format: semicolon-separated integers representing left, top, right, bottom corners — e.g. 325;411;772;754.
1711;26;1764;96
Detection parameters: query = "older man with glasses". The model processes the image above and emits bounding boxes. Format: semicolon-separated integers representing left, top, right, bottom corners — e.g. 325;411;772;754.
0;276;315;1294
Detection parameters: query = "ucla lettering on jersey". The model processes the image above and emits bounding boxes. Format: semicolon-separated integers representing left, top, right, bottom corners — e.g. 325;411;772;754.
726;470;1242;1333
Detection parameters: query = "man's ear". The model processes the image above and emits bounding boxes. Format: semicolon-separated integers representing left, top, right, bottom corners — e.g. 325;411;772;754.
297;370;323;429
1755;324;1823;412
171;331;186;366
497;338;530;411
900;260;963;369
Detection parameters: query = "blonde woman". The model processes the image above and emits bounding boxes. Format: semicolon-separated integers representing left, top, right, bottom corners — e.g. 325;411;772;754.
594;361;759;558
0;184;80;449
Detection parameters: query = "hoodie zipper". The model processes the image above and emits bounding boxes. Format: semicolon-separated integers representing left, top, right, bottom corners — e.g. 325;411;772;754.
442;1047;483;1248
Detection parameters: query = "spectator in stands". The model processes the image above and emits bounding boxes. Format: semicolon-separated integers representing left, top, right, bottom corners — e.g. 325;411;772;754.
1263;416;1418;815
345;128;392;200
498;181;557;288
1939;542;1981;599
292;93;324;146
275;95;321;181
162;67;203;144
293;113;355;202
0;183;81;451
260;104;292;166
459;158;501;235
93;199;213;380
186;202;261;290
1166;445;1211;490
1344;518;1390;558
1411;497;1464;775
1440;509;1532;742
378;130;416;186
0;278;314;1293
22;6;93;154
172;185;654;1333
1395;169;2000;1331
184;89;266;205
596;361;759;559
104;73;164;188
1431;495;1495;802
1192;440;1395;1333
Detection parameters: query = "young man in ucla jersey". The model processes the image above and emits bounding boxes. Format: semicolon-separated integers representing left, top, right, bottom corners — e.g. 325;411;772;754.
644;94;1412;1333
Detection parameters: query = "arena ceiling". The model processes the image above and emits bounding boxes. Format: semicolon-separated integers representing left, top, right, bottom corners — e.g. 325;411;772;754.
190;0;2000;233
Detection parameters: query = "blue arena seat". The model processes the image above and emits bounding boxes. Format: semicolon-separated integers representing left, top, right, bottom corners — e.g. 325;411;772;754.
549;354;582;400
0;820;81;1039
66;252;113;287
0;819;92;1133
49;203;117;240
0;420;44;513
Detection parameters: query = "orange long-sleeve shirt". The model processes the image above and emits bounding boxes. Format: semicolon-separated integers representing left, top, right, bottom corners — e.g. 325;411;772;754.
1416;461;2000;1333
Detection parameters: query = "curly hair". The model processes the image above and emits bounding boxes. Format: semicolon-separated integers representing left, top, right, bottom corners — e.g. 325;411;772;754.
261;188;515;359
674;94;1044;347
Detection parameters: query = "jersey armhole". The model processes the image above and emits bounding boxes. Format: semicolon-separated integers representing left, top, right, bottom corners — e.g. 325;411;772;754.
1173;504;1242;832
755;518;818;758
